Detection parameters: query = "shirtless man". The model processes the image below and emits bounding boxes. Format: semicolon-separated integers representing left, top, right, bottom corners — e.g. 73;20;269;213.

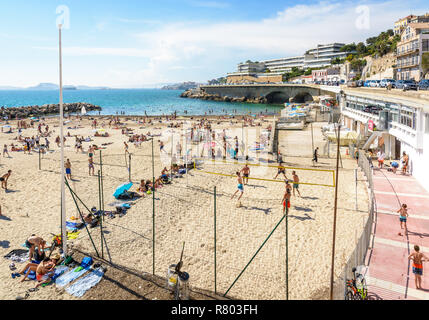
241;165;250;185
398;204;409;236
292;171;301;197
65;159;72;180
408;245;429;289
274;162;287;180
35;258;56;288
25;235;46;261
282;181;292;212
231;172;244;202
88;157;95;176
1;170;12;191
124;142;129;154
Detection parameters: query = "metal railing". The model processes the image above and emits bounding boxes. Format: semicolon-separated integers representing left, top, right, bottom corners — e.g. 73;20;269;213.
332;150;376;299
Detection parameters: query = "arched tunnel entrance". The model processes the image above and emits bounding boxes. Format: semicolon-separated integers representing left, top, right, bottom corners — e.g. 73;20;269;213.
265;91;289;104
292;92;314;103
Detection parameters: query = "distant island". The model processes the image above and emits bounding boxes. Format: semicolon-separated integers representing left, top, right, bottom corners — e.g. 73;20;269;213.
0;83;112;91
161;81;203;91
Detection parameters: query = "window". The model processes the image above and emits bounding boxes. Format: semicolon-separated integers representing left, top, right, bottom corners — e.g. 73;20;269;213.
423;39;429;52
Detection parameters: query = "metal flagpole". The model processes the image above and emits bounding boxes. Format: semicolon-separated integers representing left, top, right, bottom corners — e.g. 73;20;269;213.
58;24;67;256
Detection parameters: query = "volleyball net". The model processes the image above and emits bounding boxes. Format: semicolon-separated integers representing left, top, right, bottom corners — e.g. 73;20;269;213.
193;158;336;188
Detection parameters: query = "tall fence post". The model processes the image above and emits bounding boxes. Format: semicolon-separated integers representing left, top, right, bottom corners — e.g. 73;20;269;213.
152;138;155;275
285;199;289;300
39;147;41;170
98;170;104;259
129;153;132;182
214;186;217;295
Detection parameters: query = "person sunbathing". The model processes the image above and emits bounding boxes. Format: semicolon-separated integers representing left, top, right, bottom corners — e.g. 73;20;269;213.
35;258;56;288
138;180;147;193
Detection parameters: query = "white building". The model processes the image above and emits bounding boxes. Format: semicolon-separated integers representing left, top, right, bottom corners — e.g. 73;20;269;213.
228;43;353;78
340;90;429;192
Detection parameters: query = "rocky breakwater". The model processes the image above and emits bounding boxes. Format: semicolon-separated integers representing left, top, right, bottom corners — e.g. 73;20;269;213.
0;102;101;119
180;89;268;104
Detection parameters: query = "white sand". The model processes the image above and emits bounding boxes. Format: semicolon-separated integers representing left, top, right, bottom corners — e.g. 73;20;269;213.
0;116;370;300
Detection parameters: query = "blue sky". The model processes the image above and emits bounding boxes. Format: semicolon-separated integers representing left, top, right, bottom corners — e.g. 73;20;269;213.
0;0;427;88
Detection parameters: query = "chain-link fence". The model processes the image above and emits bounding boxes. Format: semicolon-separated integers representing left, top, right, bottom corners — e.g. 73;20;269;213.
332;150;376;299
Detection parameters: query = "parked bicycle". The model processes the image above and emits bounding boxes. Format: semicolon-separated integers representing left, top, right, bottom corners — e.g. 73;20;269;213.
345;267;368;300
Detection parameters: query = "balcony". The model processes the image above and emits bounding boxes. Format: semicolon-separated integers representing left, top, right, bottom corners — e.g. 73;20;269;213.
394;61;419;69
396;47;419;57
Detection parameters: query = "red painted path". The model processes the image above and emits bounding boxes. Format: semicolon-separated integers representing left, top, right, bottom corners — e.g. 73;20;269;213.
365;169;429;300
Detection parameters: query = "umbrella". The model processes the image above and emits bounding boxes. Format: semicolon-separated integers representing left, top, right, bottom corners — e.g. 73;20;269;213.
93;128;106;133
3;125;11;128
113;182;134;199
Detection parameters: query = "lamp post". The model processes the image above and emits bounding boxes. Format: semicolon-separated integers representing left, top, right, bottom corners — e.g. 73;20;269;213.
58;24;67;256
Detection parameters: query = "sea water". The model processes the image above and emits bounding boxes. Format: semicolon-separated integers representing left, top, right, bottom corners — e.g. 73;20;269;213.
0;89;282;116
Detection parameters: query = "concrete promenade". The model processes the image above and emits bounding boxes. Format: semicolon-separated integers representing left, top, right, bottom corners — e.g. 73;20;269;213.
366;168;429;300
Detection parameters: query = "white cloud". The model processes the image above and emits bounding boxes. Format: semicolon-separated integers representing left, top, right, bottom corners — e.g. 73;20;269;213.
28;0;429;86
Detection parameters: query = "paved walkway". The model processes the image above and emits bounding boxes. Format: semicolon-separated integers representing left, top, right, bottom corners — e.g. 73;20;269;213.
365;169;429;300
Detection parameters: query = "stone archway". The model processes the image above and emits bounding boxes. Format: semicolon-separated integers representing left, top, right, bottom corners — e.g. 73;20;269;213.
265;91;289;104
292;92;314;103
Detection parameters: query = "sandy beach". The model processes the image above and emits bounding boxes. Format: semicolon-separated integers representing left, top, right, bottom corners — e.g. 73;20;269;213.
0;115;370;300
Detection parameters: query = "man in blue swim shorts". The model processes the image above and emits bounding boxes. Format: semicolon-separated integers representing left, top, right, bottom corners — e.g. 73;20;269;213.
231;172;244;202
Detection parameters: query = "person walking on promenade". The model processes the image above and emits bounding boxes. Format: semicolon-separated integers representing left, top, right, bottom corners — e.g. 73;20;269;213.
312;147;319;166
398;204;409;236
408;245;429;290
377;149;385;169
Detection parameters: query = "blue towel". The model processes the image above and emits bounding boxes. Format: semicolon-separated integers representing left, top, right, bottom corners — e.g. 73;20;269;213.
66;267;104;297
23;265;68;282
55;267;89;287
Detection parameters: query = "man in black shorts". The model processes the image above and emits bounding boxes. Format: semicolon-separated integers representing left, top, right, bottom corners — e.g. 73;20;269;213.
274;162;287;180
241;164;250;185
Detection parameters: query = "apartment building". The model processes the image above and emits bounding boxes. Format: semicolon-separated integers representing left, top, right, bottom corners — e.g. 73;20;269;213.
226;43;352;83
394;13;429;35
395;23;429;81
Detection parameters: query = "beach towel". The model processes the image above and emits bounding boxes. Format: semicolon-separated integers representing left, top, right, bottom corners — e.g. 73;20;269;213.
55;266;89;288
22;265;68;282
4;249;29;264
65;267;104;297
67;231;81;240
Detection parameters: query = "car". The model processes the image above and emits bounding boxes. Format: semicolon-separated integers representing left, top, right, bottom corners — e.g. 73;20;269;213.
418;79;429;90
356;80;364;87
347;81;357;88
368;80;380;87
363;105;383;115
363;80;371;87
380;79;396;88
395;79;418;91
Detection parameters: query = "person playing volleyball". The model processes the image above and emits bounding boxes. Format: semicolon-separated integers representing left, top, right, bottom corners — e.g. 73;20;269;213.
231;172;244;202
282;180;292;212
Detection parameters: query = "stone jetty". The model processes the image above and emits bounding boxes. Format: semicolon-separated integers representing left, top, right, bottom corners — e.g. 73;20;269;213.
180;89;268;104
0;102;101;119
